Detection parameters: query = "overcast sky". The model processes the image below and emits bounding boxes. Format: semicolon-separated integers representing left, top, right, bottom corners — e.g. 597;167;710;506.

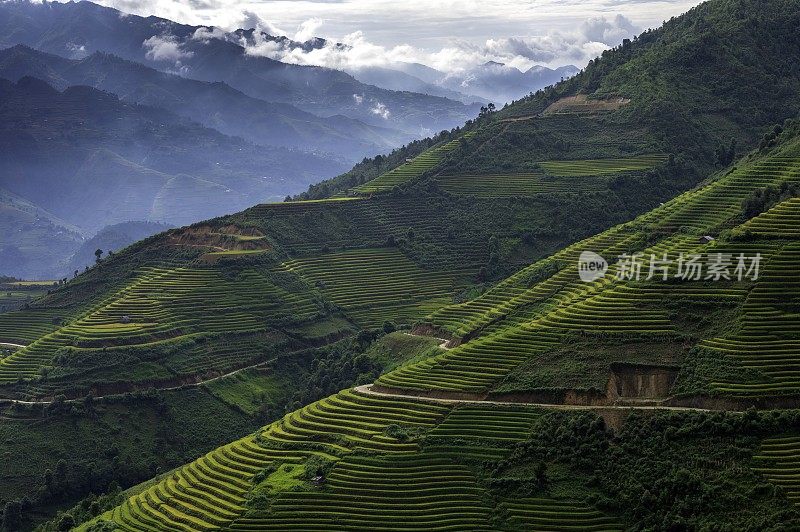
82;0;705;72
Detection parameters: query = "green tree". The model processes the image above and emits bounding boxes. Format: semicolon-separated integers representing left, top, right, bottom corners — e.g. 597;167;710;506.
57;513;75;531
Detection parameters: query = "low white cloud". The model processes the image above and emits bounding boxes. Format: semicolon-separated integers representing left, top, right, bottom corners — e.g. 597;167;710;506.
49;0;681;78
352;93;364;105
142;34;193;62
370;101;390;119
238;14;638;76
77;0;701;61
238;10;285;36
192;25;227;43
294;18;324;42
582;14;638;46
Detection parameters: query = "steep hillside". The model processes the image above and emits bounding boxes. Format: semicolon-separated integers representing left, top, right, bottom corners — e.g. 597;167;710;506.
77;120;800;532
0;186;84;279
0;76;346;233
2;0;800;527
0;45;408;161
306;0;800;200
0;0;481;135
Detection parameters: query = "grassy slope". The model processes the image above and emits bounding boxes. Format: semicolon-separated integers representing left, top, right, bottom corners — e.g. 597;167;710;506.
3;0;800;526
82;113;800;532
303;0;800;197
389;123;800;399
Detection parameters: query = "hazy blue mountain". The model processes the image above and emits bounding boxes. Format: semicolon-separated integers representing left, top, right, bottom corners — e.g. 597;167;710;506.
0;76;348;235
345;65;488;104
0;45;410;161
0;0;481;136
438;62;581;103
0;186;84;280
350;61;580;105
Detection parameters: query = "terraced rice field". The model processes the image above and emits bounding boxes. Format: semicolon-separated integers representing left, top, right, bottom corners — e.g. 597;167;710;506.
702;242;800;395
429;155;665;198
377;324;563;392
383;157;800;394
425;405;540;460
656;157;800;232
0;266;320;382
752;435;800;505
428;157;800;340
243;196;488;268
501;498;623;531
90;388;454;530
232;455;493;531
353;134;475;195
424;224;642;338
0;308;66;345
283;248;470;328
90;388;623;531
740;197;800;238
435;172;606;197
80;131;800;531
539;154;667;177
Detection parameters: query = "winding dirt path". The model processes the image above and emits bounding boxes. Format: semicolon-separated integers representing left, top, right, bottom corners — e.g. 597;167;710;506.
0;336;715;414
0;358;273;407
353;384;713;412
402;332;451;350
0;342;26;349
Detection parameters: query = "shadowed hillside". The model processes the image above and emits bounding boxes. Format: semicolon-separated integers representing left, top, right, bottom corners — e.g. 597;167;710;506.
2;0;800;529
75;113;800;532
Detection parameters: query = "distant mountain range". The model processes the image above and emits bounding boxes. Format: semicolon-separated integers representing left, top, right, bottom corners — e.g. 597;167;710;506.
227;25;578;105
441;62;581;103
0;45;408;160
345;65;489;105
350;62;580;105
0;0;482;136
0;75;344;229
0;75;346;278
0;0;581;280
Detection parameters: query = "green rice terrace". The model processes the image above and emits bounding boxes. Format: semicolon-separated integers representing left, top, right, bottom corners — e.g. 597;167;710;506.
6;121;800;531
0;279;56;313
66;121;800;531
5;1;800;527
352;134;476;195
6;123;800;531
282;248;472;328
435;154;667;198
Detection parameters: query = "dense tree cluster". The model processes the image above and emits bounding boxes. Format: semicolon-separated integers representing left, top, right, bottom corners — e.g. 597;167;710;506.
493;410;800;530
